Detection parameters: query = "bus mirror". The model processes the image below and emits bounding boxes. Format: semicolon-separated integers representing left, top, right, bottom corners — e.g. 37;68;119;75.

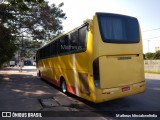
83;19;90;31
86;20;93;32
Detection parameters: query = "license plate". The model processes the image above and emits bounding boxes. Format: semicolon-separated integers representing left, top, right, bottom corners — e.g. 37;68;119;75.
122;86;130;92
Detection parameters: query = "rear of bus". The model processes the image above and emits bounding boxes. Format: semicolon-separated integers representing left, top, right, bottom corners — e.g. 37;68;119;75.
92;13;145;103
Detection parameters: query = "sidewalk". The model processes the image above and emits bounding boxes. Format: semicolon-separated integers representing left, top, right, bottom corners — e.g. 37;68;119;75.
145;73;160;80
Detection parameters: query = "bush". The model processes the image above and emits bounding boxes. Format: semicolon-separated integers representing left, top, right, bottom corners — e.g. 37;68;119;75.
145;51;160;60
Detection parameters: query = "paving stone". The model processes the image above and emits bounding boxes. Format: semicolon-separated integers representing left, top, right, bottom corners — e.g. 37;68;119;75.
40;98;59;107
53;94;77;106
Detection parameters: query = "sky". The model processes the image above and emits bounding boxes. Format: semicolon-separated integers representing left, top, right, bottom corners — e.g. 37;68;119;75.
49;0;160;53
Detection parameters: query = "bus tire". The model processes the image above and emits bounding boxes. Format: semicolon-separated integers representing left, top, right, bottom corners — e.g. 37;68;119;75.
61;79;67;93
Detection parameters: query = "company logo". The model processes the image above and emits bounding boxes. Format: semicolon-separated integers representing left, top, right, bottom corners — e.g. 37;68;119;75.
2;112;11;117
1;112;42;118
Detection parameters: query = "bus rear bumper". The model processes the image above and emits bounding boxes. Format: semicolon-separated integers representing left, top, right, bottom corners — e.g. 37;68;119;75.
93;81;145;103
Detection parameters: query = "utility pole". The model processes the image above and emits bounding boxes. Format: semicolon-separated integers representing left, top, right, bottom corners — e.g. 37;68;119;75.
18;34;25;72
148;40;150;52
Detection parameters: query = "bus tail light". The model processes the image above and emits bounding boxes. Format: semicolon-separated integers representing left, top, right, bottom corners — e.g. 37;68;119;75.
93;58;100;88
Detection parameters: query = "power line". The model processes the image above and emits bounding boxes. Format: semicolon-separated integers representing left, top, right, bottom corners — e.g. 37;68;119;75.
142;28;160;32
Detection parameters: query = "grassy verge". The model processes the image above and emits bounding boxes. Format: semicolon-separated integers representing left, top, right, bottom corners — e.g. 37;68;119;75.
145;71;160;74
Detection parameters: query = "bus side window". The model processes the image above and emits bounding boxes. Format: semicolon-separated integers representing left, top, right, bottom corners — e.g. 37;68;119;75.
54;40;58;56
78;26;87;51
57;38;62;55
46;45;49;57
64;35;70;53
41;49;44;59
70;30;78;52
44;47;47;58
50;41;57;57
59;35;70;54
36;51;38;61
48;44;51;57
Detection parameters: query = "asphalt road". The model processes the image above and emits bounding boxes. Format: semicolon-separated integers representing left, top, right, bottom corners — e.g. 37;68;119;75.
0;66;160;120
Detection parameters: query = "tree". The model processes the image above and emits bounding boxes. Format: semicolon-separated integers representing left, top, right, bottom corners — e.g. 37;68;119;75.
28;2;67;40
145;52;155;60
19;38;43;58
145;51;160;60
12;2;66;41
154;51;160;59
0;0;66;67
0;25;17;67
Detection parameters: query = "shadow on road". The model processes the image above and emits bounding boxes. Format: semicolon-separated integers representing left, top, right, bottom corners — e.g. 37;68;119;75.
58;79;160;117
0;68;61;111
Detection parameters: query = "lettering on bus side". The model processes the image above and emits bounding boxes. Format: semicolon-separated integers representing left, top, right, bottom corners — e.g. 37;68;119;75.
37;25;88;60
117;57;131;60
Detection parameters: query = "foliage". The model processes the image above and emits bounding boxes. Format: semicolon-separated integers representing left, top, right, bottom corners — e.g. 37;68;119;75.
0;0;66;67
19;38;43;58
0;25;17;67
153;51;160;59
145;51;160;60
11;2;67;41
145;52;155;60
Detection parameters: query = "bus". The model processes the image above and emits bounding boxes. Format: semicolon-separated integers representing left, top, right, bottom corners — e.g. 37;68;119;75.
36;12;145;103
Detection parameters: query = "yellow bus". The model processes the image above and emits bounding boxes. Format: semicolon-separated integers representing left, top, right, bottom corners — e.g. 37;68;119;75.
36;12;145;103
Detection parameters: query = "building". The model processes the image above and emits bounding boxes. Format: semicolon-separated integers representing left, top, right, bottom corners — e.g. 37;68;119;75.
155;46;160;52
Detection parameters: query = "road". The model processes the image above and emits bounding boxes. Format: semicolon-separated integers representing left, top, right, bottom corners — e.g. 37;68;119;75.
0;66;160;119
72;73;160;119
83;73;160;111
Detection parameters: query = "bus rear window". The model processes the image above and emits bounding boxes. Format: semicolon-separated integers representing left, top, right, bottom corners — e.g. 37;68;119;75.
97;13;140;43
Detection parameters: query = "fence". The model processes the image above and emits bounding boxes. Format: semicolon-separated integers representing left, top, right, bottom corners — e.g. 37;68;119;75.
144;60;160;72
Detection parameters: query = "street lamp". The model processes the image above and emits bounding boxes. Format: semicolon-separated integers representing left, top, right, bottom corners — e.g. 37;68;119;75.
148;40;150;52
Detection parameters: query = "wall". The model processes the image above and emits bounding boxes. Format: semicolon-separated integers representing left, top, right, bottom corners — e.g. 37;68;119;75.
144;60;160;72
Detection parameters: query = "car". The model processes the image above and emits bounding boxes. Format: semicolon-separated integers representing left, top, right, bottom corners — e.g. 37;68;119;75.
9;61;16;67
33;61;36;66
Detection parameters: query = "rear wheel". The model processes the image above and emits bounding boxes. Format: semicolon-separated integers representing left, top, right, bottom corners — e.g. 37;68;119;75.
61;80;67;93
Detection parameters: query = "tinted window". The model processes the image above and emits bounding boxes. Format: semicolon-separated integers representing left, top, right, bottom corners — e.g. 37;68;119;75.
50;41;57;56
97;13;140;43
39;50;42;59
44;47;47;58
70;31;78;51
36;51;39;60
41;49;44;58
79;26;87;50
37;25;88;60
58;35;70;54
46;45;50;57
